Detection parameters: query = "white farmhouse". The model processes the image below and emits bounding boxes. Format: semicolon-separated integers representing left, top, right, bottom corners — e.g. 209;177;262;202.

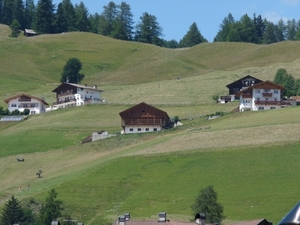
236;80;287;112
51;83;104;109
4;93;48;114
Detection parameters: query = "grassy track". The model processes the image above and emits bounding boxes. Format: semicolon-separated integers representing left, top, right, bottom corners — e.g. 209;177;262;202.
1;24;300;225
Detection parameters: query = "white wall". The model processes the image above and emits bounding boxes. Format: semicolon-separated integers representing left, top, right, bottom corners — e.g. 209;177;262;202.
8;99;44;114
124;126;162;133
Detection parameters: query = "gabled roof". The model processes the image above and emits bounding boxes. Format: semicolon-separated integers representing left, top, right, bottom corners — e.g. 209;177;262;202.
278;202;300;225
235;80;285;97
226;75;263;88
4;93;48;105
119;102;169;120
52;83;104;92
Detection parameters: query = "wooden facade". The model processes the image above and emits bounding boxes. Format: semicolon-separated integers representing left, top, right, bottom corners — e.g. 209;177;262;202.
119;102;170;133
226;75;263;95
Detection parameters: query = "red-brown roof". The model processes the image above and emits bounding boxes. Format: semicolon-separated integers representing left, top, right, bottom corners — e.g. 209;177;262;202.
235;80;285;97
119;102;170;120
4;93;49;105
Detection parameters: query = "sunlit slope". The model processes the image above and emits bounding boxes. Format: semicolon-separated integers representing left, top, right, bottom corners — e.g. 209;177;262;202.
2;24;300;106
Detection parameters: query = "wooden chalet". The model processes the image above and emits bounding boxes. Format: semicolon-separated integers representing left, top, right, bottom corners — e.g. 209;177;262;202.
119;102;171;133
226;75;263;96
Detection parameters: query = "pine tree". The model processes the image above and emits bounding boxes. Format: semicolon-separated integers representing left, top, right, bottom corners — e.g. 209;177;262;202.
191;185;224;224
179;22;207;47
0;196;25;225
24;0;36;29
111;2;133;40
101;1;118;36
2;0;14;25
35;0;55;34
9;19;21;37
39;189;63;225
74;2;90;32
135;12;162;44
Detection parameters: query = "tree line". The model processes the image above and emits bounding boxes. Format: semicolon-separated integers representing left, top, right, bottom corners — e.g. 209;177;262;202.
1;0;300;47
214;13;300;44
0;189;65;225
0;0;207;47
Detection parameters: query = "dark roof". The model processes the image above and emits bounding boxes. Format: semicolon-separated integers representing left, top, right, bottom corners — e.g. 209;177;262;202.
229;219;271;225
119;102;170;120
235;80;285;97
226;75;263;89
52;83;104;92
278;202;300;225
4;93;48;105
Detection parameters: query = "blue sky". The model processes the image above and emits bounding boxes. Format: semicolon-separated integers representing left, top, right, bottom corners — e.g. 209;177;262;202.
51;0;300;42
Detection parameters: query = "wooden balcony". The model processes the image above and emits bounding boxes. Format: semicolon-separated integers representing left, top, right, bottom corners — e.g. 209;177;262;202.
241;93;252;98
122;118;164;126
255;100;281;105
262;93;273;97
57;91;74;97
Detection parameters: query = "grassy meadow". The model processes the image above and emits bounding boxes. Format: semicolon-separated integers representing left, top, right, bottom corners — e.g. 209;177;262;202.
1;24;300;225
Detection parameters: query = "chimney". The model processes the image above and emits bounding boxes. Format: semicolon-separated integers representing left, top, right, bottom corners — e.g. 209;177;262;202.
118;216;126;225
93;85;97;89
200;213;206;225
85;84;87;87
195;213;206;225
124;213;130;221
158;212;166;223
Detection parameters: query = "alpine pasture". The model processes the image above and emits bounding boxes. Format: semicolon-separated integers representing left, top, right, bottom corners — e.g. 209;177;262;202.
0;24;300;225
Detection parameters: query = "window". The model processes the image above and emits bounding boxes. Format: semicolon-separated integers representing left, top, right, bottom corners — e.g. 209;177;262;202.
23;104;28;107
255;89;260;93
129;128;133;132
153;128;157;131
270;107;276;109
137;128;141;132
145;128;149;131
11;104;17;107
258;106;264;110
31;104;35;107
274;90;278;94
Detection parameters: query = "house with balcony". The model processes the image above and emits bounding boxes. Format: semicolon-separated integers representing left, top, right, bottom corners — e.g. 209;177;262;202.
4;93;48;114
51;83;104;109
226;75;263;101
235;80;287;112
119;102;172;134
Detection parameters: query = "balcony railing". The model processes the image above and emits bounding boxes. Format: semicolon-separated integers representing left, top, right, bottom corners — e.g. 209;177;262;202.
262;93;273;97
122;118;164;126
57;91;74;97
242;93;252;98
255;100;281;105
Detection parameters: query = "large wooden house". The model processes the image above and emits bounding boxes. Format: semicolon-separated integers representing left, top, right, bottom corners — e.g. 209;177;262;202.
235;80;288;111
226;75;263;96
51;83;104;109
119;102;171;134
4;93;48;114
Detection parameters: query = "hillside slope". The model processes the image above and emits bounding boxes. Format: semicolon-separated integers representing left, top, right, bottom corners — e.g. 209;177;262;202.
2;24;300;106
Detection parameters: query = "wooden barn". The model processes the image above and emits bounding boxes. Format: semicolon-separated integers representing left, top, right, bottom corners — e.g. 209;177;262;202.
119;102;171;134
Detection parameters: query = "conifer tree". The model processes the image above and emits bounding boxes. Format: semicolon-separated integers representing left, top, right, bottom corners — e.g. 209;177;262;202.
0;195;25;225
39;189;63;225
191;185;224;224
35;0;55;33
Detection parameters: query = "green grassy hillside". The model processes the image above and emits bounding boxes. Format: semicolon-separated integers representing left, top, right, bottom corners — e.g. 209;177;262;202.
1;24;300;225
